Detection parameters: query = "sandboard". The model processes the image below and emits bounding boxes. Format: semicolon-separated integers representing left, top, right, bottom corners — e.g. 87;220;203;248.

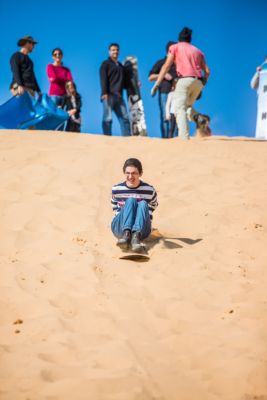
119;244;149;262
119;253;150;262
124;56;147;136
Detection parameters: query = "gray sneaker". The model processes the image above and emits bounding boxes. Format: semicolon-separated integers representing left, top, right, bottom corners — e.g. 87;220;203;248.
117;229;131;250
131;231;145;252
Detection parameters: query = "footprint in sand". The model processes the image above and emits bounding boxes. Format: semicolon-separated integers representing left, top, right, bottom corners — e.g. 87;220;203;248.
254;223;263;231
15;272;28;291
237;265;247;278
72;236;88;246
244;223;264;231
13;319;23;325
15;272;48;292
93;264;104;280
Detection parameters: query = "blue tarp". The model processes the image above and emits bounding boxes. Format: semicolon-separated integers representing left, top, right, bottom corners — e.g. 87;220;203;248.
0;92;68;130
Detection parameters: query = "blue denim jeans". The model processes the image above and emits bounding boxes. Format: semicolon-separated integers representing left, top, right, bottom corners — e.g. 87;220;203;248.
159;92;178;138
102;95;131;136
111;198;151;240
50;95;65;130
158;92;169;138
50;95;63;106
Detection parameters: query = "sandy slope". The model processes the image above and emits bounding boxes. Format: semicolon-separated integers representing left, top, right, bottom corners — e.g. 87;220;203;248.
0;130;267;400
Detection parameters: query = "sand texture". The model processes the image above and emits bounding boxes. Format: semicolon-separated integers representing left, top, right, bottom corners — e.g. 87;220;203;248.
0;130;267;400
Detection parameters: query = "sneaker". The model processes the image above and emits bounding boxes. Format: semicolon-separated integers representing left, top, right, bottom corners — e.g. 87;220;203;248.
131;231;144;252
117;229;131;250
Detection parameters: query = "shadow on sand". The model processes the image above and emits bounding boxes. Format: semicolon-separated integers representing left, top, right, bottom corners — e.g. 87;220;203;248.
119;229;202;263
144;228;202;251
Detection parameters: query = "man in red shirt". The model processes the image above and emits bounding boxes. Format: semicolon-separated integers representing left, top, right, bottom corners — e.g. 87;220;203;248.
151;27;210;140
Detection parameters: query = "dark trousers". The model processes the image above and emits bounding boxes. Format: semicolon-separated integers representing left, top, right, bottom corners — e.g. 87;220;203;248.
66;119;81;132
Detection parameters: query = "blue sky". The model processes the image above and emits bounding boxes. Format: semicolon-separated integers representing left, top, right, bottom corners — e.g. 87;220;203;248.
0;0;266;137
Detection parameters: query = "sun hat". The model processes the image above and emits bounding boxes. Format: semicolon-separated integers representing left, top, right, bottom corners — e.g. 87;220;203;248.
17;36;38;47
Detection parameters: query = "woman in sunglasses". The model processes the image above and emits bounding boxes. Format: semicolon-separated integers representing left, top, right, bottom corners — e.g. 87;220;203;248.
46;48;73;106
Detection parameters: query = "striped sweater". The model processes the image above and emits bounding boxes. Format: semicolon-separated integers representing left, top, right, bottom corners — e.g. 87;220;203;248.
111;181;158;219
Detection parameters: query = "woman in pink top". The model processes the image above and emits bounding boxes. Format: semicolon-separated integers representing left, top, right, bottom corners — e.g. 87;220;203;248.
47;48;73;106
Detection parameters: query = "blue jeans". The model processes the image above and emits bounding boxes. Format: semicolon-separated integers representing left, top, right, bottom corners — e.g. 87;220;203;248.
50;95;63;106
50;95;64;130
158;92;178;138
159;92;169;138
102;95;131;136
111;198;151;240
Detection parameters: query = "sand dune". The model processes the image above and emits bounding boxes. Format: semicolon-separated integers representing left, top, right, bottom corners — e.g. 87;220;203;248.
0;130;267;400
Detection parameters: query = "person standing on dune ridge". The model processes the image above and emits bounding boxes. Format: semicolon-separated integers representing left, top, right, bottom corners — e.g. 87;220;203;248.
10;35;41;97
100;43;131;136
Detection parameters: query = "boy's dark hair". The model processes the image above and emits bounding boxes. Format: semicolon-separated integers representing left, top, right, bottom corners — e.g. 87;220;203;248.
166;41;176;53
109;43;120;50
52;47;63;56
178;27;192;43
123;158;143;174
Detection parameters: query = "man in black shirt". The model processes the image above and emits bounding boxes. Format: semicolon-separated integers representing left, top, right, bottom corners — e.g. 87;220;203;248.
10;35;41;97
99;43;131;136
148;41;177;138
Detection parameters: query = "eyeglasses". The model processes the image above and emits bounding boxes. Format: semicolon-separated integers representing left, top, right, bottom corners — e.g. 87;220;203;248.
53;52;62;56
125;171;139;176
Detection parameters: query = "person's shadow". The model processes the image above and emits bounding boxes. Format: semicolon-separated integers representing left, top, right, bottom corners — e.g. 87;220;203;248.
143;228;202;251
